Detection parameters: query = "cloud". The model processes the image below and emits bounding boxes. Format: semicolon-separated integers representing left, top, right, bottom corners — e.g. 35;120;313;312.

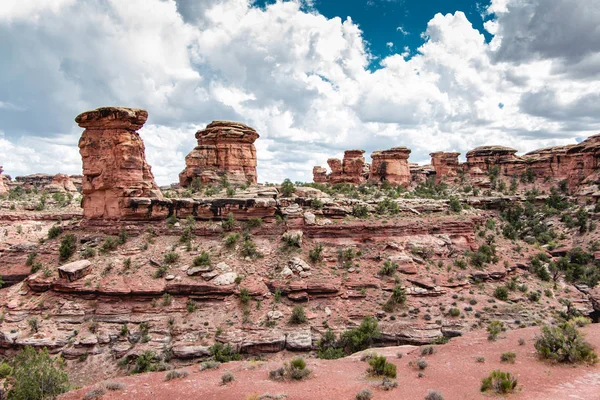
396;25;409;35
0;0;599;185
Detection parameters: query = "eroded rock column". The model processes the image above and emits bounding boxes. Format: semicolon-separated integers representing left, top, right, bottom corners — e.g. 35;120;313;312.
430;152;461;182
179;121;259;187
369;147;411;186
76;107;162;219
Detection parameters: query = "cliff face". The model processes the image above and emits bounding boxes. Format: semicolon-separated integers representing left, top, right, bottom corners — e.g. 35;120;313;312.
179;121;259;187
76;107;162;219
430;152;461;182
0;166;8;196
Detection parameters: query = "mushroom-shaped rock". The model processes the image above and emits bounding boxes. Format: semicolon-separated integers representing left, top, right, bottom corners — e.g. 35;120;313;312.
369;147;411;186
179;121;259;187
58;260;92;282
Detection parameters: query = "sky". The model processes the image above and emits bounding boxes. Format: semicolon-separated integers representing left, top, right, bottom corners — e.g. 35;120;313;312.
1;0;600;185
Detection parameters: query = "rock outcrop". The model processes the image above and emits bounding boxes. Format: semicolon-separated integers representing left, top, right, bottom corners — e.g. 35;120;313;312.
430;152;461;182
76;107;163;219
369;147;411;187
465;146;519;176
179;121;259;187
312;166;328;184
0;166;8;196
45;174;78;193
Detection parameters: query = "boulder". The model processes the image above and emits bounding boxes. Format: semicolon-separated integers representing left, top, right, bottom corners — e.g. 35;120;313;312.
212;272;237;286
58;260;92;282
171;345;211;359
286;330;312;350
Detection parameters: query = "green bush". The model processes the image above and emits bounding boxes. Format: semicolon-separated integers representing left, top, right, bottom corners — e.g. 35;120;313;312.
494;286;509;301
425;390;444;400
340;316;380;354
317;329;345;360
193;251;211;266
309;244;324;263
208;343;241;363
500;352;516;363
368;354;397;378
448;307;460;317
47;225;62;239
449;197;462;212
534;322;598;364
480;370;518;394
379;260;397;276
240;238;261;258
221;371;235;384
246;218;262;229
289;305;307;324
163;252;179;264
356;389;372;400
0;361;12;378
487;321;505;341
280;179;295;197
239;287;251;305
58;234;77;261
352;204;369;219
221;213;236;231
224;233;240;248
7;346;69;400
100;236;118;253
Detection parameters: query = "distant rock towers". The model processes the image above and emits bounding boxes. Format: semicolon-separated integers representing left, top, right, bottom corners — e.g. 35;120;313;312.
76;107;162;219
179;121;259;187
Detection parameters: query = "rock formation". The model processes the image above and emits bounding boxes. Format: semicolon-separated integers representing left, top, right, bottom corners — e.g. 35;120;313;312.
44;174;78;193
0;166;8;196
465;146;519;176
179;121;259;187
430;152;461;182
326;150;369;184
76;106;162;219
369;147;411;187
312;166;328;184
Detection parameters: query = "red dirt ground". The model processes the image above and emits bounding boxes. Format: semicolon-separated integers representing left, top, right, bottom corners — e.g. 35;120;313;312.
61;325;600;400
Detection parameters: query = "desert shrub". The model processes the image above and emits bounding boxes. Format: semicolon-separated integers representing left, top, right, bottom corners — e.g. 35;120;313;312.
352;204;369;219
154;265;169;278
186;299;197;313
100;236;118;253
199;360;221;371
165;370;189;381
221;213;236;231
421;346;435;356
269;357;311;381
534;322;598;364
209;343;241;363
384;285;406;312
117;229;128;245
282;232;302;249
480;370;518;394
317;329;345;360
487;320;505;341
240;238;262;258
0;362;13;378
494;286;509;301
569;316;592;327
104;381;125;391
528;291;541;302
280;179;295;197
58;234;77;261
239;287;251;305
163;252;179;264
379;260;397;276
500;352;516;363
355;389;372;400
425;390;445;400
470;244;495;268
221;371;235;384
246;218;262;229
289;305;307;324
30;261;42;274
131;351;161;374
82;388;106;400
309;244;324;263
47;225;62;239
26;252;37;267
448;307;460;317
8;346;69;400
416;359;428;370
224;233;240;248
340;316;380;354
449;197;462;212
193;251;211;266
311;198;324;209
83;247;96;259
367;354;397;378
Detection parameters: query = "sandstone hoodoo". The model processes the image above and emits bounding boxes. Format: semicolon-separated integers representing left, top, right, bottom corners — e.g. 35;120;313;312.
179;121;259;187
369;147;412;186
313;150;370;185
430;152;461;182
465;145;520;176
76;106;163;219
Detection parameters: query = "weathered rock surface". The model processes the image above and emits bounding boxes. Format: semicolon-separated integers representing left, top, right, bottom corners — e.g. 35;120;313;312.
0;166;9;196
76;107;163;219
430;152;461;182
58;260;92;282
369;147;411;186
179;121;259;187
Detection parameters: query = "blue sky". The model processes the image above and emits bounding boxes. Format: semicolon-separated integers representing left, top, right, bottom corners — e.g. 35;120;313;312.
1;0;600;184
256;0;493;63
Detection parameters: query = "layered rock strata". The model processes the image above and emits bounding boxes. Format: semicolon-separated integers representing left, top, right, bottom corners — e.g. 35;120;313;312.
0;166;8;196
430;152;461;182
76;107;162;219
369;147;412;186
179;121;259;187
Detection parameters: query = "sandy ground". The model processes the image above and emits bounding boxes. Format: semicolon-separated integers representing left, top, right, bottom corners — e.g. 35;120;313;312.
60;324;600;400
